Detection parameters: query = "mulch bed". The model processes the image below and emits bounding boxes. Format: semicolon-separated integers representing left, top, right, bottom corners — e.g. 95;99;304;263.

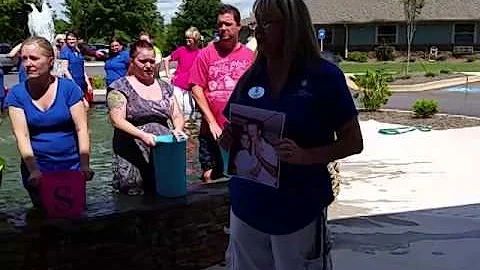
389;73;464;85
183;110;480;134
359;110;480;130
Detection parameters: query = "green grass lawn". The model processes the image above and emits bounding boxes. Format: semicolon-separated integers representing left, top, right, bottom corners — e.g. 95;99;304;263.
339;60;480;74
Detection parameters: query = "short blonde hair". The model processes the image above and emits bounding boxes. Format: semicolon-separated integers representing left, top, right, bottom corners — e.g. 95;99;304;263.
185;27;201;41
55;34;66;42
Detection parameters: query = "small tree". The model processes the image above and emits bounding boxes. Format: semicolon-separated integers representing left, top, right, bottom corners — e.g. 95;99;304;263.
403;0;425;75
353;70;392;111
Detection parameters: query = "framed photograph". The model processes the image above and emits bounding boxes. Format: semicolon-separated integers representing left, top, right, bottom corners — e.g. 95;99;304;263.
227;104;285;188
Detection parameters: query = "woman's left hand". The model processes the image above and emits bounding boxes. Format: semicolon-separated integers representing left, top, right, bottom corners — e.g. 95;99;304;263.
80;166;94;181
274;138;309;165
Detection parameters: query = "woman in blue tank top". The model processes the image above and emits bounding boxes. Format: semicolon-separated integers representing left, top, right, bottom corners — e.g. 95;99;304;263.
4;37;92;207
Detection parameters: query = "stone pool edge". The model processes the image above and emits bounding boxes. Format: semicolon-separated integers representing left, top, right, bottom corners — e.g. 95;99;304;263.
0;182;230;270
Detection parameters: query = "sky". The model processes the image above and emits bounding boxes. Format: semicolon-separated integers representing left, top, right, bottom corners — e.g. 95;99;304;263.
49;0;255;23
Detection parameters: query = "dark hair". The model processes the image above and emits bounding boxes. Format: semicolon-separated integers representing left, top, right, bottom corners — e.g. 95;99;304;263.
110;36;124;46
240;132;253;154
66;31;79;40
129;40;154;59
246;120;263;134
219;4;241;25
138;31;152;39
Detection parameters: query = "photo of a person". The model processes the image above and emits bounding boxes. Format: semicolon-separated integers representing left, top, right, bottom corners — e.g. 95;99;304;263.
227;104;284;188
234;132;261;179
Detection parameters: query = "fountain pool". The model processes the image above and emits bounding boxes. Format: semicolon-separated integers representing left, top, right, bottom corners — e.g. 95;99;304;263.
0;105;202;212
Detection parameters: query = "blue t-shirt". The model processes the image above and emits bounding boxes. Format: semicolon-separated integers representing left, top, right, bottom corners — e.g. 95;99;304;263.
105;50;129;86
0;67;4;99
224;57;358;235
60;46;86;91
18;59;27;84
4;78;84;185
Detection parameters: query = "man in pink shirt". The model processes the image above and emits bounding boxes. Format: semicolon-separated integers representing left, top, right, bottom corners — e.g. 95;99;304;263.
189;4;254;182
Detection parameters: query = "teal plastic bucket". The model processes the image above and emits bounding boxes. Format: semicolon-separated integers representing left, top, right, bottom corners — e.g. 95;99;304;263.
152;134;187;197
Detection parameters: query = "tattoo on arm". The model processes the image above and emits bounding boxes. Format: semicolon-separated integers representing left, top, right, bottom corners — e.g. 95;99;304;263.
107;90;126;109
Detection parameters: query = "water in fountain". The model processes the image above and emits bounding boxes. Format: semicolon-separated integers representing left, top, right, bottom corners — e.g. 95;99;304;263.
27;0;55;44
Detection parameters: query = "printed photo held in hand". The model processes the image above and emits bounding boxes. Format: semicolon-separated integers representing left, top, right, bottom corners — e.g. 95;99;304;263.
227;104;285;188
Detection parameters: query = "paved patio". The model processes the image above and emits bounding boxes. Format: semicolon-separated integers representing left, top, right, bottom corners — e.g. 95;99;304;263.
203;120;480;270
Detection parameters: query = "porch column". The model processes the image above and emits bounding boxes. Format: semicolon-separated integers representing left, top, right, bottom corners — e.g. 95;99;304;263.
344;24;349;59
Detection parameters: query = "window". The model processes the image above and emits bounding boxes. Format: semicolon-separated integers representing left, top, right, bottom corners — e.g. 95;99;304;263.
454;23;476;44
377;25;397;44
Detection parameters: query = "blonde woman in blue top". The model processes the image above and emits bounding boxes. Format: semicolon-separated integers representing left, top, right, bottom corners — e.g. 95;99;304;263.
220;0;363;269
4;37;92;207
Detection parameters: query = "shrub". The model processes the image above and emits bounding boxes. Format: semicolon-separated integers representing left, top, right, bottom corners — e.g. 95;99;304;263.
439;69;451;74
353;70;392;111
412;99;439;118
396;75;412;80
347;51;368;62
385;74;395;82
91;75;106;89
375;45;395;61
436;55;448;61
424;72;437;77
466;56;476;62
0;156;6;183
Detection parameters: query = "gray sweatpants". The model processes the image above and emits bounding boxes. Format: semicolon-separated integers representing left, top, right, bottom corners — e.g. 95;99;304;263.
226;209;332;270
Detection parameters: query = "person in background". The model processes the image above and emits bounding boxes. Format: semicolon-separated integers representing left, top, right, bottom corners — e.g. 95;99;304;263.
220;0;364;269
0;67;4;113
163;26;201;120
60;31;93;107
189;4;254;182
104;37;129;86
245;121;278;187
52;34;68;78
77;38;106;60
8;43;27;84
233;132;261;179
139;31;162;78
3;36;92;207
54;34;65;50
246;35;258;52
106;40;184;196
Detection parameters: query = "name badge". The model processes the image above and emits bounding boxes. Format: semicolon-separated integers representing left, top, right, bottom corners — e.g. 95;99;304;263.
248;86;265;99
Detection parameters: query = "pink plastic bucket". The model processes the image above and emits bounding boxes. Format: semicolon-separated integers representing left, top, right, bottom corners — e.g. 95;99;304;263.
39;171;86;218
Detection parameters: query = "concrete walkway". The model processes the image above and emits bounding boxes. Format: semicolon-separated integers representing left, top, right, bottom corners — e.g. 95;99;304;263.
203;120;480;270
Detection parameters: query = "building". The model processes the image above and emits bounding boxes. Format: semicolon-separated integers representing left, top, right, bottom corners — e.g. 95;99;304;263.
305;0;480;56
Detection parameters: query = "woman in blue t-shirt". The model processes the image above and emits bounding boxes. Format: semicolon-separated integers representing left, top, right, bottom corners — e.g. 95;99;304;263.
0;67;4;112
220;0;364;269
104;37;129;86
60;31;93;107
7;43;27;83
4;37;92;207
